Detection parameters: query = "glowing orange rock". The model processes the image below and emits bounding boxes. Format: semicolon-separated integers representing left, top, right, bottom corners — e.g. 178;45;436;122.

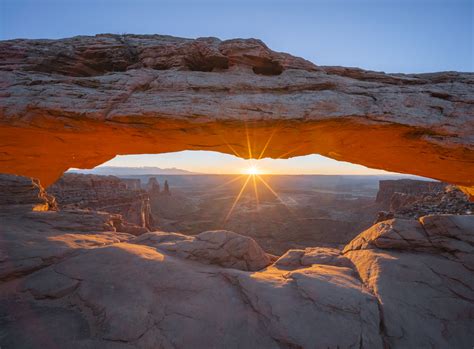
0;34;473;194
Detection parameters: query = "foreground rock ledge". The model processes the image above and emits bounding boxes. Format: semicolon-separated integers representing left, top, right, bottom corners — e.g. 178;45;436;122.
1;34;473;193
1;183;473;347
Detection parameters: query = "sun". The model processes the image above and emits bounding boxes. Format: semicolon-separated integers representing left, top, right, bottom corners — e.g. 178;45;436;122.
244;165;261;175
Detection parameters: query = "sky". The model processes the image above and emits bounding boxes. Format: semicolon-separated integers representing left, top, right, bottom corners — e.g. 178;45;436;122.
1;0;472;174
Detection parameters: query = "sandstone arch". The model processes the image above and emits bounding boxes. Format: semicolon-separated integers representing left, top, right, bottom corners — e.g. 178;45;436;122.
0;34;473;195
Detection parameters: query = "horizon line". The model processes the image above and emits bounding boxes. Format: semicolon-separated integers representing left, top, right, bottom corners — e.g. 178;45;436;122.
69;170;427;178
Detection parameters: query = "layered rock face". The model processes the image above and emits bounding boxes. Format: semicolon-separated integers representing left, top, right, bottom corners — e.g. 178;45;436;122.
1;174;473;348
0;174;57;211
376;179;447;207
0;174;134;281
122;178;142;190
0;34;473;196
375;179;473;221
146;177;160;194
49;173;154;230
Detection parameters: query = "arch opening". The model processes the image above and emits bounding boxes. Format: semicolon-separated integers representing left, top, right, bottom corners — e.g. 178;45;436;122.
0;119;472;198
53;150;470;255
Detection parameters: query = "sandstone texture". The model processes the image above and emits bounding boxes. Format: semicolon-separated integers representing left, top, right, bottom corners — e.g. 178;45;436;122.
0;208;133;281
0;173;56;211
375;179;473;222
132;230;275;271
344;215;474;348
0;34;473;196
49;173;154;231
1;175;473;348
375;179;447;207
274;247;353;269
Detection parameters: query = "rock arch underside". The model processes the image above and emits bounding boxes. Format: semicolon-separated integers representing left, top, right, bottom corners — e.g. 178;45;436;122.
0;34;473;195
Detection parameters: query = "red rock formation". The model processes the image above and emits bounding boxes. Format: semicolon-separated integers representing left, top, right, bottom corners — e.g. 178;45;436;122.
375;179;473;221
163;179;170;195
0;34;473;197
146;177;160;194
376;179;447;207
0;174;56;211
122;178;142;190
49;173;154;230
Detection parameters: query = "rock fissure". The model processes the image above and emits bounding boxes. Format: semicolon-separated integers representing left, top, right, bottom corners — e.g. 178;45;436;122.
220;272;272;325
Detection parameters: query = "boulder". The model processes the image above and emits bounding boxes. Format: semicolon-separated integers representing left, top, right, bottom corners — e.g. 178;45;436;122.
2;242;382;348
133;230;274;271
344;215;474;348
274;247;353;269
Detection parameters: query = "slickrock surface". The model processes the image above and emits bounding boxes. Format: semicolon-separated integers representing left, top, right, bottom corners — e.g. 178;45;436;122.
0;34;473;196
1;175;473;348
274;247;353;269
344;215;474;348
49;173;154;231
132;230;275;271
0;209;133;281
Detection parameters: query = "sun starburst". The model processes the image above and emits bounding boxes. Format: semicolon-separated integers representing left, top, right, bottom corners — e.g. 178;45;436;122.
220;127;297;225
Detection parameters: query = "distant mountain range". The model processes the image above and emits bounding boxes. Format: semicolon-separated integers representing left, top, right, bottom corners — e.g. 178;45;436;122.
68;166;430;179
68;166;197;175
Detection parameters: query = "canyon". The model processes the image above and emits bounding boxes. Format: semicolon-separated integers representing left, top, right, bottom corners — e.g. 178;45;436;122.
49;173;470;255
0;174;473;348
0;34;473;348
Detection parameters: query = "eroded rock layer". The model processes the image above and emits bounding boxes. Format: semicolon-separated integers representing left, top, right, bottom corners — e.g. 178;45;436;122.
0;34;473;193
49;173;154;230
375;180;473;221
376;179;447;207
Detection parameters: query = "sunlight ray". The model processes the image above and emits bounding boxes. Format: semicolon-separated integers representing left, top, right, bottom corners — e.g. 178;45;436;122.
252;174;259;208
256;175;297;216
223;140;244;159
224;175;251;222
257;128;279;160
213;174;246;190
256;175;281;201
212;126;245;159
245;123;253;159
276;145;305;159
